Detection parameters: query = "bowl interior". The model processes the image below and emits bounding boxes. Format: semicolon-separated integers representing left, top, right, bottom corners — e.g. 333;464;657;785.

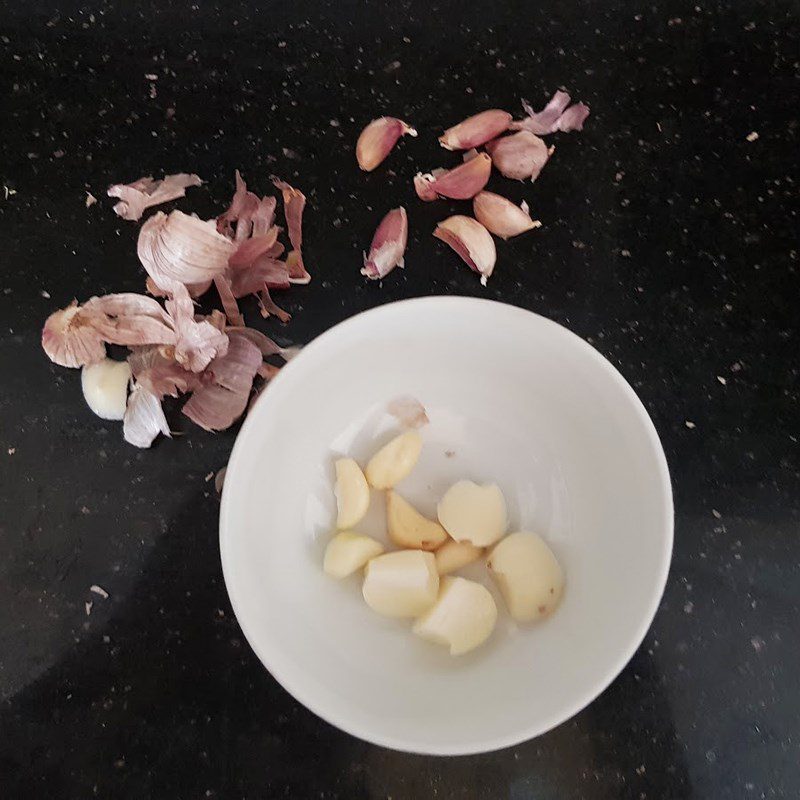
220;297;673;755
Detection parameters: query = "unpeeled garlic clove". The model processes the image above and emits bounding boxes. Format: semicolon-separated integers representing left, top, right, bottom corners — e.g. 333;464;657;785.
362;550;439;618
413;173;439;202
334;458;370;529
414;153;491;201
487;531;564;622
439;109;513;151
434;539;484;575
323;532;384;579
365;430;423;489
433;215;497;285
386;490;449;550
413;576;497;655
437;480;507;546
81;358;132;420
473;191;542;240
356;117;417;172
361;207;407;280
485;130;551;181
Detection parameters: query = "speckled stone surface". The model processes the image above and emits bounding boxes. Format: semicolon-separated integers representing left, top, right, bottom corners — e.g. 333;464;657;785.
1;0;798;797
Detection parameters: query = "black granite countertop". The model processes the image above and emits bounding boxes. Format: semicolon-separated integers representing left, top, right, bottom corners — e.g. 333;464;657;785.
1;0;798;797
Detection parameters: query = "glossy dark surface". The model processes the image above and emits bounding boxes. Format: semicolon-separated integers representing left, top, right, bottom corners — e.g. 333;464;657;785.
1;0;798;796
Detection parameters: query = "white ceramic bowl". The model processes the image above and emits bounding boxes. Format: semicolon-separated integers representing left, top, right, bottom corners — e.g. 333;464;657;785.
220;297;673;755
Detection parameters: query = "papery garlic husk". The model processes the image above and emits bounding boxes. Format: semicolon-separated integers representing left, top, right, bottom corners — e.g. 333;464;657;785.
413;153;491;201
511;90;590;135
473;191;542;239
439;109;512;151
433;215;497;285
356;117;417;172
361;207;407;280
107;173;202;222
485;131;551;181
137;210;235;293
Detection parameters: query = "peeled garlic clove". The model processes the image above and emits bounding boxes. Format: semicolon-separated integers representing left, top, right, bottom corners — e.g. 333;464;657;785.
386;490;449;551
413;576;497;655
433;215;497;285
386;395;429;429
473;191;542;240
434;540;484;575
362;550;439;618
485;130;551;181
334;458;370;529
361;207;408;280
365;431;422;489
487;531;564;622
437;480;507;546
81;358;132;420
356;117;417;172
439;109;512;151
323;532;384;579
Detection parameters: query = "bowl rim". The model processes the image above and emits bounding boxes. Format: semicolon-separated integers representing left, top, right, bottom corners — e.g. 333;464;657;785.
219;296;674;755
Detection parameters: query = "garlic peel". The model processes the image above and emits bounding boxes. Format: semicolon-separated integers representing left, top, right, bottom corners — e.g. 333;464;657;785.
511;90;590;135
107;173;202;222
